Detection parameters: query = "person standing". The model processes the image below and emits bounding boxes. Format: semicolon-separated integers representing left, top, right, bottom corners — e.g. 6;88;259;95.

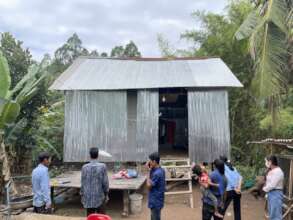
220;156;242;220
81;147;109;216
263;155;284;220
32;152;52;214
202;159;226;220
147;152;166;220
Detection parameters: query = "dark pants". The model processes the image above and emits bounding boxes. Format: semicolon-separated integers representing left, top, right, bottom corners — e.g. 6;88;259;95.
202;203;222;220
33;206;52;214
222;190;241;220
87;205;105;216
151;208;161;220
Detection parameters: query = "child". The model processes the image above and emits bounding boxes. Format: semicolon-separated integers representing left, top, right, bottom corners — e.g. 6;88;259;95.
193;163;223;219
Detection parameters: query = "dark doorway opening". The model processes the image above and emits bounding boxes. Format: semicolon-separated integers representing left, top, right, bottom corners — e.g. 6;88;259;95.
159;88;188;158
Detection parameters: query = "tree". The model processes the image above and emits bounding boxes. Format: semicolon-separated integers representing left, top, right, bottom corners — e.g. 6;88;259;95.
90;50;99;57
54;33;88;66
111;46;125;57
110;41;142;58
100;52;108;57
0;52;49;194
0;32;32;88
180;1;264;164
235;0;292;131
157;34;176;57
124;41;141;57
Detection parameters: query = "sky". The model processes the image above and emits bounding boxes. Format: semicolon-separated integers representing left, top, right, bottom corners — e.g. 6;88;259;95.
0;0;227;60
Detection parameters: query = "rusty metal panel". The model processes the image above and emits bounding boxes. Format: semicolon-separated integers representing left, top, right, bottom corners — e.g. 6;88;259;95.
136;90;159;160
188;90;230;162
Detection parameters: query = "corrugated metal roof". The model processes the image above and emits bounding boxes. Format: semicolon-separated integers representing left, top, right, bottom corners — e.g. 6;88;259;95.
50;57;243;90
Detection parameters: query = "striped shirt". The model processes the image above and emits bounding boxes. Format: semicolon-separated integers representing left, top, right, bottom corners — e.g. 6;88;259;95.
80;160;109;208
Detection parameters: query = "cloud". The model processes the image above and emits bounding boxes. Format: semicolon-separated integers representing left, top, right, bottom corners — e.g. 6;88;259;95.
0;0;227;60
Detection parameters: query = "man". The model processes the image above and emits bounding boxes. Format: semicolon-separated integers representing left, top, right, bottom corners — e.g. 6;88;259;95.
146;152;165;220
81;147;109;216
32;152;52;214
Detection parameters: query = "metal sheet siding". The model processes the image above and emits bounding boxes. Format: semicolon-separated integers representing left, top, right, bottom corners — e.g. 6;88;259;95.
64;90;159;162
136;90;159;160
64;91;128;162
50;58;243;90
188;90;230;162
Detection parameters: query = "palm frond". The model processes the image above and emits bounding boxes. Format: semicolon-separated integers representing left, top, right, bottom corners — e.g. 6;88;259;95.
251;23;288;100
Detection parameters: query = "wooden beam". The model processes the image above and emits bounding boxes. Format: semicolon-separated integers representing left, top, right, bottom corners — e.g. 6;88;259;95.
165;190;192;195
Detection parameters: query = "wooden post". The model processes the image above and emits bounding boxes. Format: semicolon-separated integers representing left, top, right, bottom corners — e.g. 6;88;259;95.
289;160;293;220
50;186;55;211
122;190;129;217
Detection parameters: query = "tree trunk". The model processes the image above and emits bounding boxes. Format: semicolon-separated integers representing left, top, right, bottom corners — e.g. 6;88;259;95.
0;135;15;199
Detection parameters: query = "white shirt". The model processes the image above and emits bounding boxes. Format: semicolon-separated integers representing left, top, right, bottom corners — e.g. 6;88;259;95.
263;167;284;192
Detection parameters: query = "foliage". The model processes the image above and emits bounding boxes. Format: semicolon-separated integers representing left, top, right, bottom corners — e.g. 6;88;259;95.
110;41;141;57
157;34;176;57
235;0;291;130
0;51;49;187
260;107;293;137
0;32;32;88
31;103;64;162
178;0;265;164
54;33;97;68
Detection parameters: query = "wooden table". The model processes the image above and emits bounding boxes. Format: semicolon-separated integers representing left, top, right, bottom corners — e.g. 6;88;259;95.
50;171;146;217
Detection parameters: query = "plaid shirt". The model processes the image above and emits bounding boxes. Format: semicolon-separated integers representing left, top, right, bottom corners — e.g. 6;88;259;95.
80;160;109;208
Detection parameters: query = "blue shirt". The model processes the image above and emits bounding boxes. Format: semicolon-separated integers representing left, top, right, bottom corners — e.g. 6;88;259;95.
148;167;165;209
32;164;51;207
224;165;242;191
203;169;226;206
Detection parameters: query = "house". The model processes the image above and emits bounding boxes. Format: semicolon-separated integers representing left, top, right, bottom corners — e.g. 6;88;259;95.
50;57;242;163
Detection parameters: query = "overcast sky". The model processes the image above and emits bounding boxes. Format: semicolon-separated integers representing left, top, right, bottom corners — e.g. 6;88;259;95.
0;0;227;60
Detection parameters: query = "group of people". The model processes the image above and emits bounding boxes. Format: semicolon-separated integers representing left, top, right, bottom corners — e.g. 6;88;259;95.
31;148;165;220
31;149;284;220
193;157;242;220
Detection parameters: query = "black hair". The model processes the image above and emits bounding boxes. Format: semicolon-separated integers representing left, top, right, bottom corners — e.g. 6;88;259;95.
38;152;50;163
266;155;278;166
90;147;99;159
149;152;160;164
192;164;203;177
220;155;234;171
202;162;208;167
214;159;225;175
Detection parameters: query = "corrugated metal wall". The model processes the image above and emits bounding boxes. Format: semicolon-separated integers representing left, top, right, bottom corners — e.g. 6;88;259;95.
188;90;230;162
64;91;128;162
64;90;159;162
136;90;159;160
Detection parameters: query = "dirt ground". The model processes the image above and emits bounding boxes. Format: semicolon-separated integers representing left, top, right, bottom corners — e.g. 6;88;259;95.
9;186;266;220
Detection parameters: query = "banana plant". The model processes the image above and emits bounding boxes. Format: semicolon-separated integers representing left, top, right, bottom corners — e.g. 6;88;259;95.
0;51;49;186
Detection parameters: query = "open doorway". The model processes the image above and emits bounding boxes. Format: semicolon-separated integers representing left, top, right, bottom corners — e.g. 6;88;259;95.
159;88;188;158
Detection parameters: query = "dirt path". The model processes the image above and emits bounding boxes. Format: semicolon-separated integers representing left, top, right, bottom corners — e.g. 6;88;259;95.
10;186;265;220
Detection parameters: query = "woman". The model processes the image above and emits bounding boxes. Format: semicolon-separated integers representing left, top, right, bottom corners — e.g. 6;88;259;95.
202;159;226;220
220;156;242;220
263;155;284;220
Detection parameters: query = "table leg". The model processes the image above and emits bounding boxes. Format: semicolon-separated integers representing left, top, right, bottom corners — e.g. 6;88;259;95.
122;190;129;217
51;187;55;211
